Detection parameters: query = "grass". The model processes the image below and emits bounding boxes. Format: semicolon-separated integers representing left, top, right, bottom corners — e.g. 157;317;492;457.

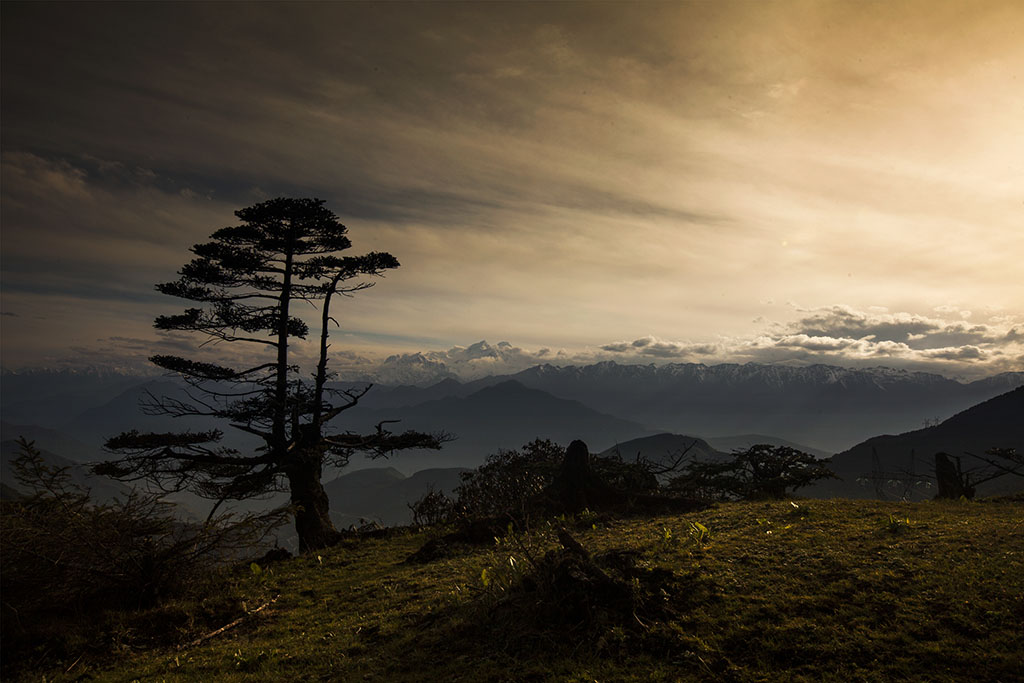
15;497;1024;682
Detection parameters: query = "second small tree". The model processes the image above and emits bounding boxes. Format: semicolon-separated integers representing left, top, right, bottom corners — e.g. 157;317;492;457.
670;444;835;500
97;197;446;552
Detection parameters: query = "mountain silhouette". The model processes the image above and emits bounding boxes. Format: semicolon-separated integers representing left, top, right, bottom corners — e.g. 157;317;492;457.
598;433;726;465
323;466;467;527
815;387;1024;498
343;380;654;470
1;439;130;503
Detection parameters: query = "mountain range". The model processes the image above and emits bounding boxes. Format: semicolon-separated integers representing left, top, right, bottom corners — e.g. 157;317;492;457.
323;466;468;528
350;361;1023;452
341;379;654;470
3;361;1021;516
4;362;1019;532
5;361;1022;462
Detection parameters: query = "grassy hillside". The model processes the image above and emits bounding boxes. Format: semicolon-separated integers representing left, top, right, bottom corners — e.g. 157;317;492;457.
18;498;1024;682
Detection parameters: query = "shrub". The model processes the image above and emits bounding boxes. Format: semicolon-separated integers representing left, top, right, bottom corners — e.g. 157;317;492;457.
410;438;691;531
1;438;287;669
408;488;456;527
451;439;565;526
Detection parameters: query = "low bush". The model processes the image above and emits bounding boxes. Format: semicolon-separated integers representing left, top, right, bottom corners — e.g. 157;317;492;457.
0;438;286;674
410;438;671;531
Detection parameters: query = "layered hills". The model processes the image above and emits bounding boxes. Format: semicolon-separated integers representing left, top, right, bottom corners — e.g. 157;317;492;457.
2;362;1021;526
354;361;1023;452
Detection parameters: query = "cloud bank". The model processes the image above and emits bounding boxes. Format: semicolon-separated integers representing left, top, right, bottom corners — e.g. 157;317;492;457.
365;305;1024;384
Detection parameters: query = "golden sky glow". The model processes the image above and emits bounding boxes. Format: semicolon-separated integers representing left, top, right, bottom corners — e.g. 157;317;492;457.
2;1;1022;378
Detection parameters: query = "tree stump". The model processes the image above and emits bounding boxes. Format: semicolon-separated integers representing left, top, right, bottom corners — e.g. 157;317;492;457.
934;452;974;499
545;439;705;515
550;439;598;512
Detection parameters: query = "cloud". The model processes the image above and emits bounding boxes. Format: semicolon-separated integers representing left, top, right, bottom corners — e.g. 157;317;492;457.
774;334;859;352
601;336;720;360
2;4;1022;377
727;306;1022;374
494;306;1022;381
788;305;940;342
921;346;986;361
369;340;583;384
780;306;1015;359
27;302;1023;383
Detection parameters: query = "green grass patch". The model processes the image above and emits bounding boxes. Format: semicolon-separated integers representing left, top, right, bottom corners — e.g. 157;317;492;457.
17;498;1024;682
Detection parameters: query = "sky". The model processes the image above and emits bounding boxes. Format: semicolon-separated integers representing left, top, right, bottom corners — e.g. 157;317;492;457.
2;1;1023;382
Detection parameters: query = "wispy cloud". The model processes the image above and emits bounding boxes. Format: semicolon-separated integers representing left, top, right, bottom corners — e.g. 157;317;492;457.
2;3;1022;374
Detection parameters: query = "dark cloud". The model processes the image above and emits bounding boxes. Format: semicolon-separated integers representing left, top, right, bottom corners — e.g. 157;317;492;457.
904;323;998;350
921;346;986;361
789;305;939;342
783;307;1013;360
0;4;726;222
585;307;1022;380
598;337;719;360
774;334;858;352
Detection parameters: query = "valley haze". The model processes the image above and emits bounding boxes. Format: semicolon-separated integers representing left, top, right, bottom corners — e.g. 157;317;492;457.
4;356;1020;473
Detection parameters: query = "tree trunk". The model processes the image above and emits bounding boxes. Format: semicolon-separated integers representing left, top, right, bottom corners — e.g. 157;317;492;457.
288;459;340;552
273;238;295;456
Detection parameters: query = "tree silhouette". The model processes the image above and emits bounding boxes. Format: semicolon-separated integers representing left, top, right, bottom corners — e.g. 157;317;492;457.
671;444;835;500
96;197;446;551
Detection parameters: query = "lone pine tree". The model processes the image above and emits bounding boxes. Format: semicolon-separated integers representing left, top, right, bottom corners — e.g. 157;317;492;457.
97;197;445;551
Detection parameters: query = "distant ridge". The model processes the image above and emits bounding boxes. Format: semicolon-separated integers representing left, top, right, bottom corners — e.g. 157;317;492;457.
344;379;654;470
323;466;468;527
3;360;1021;483
704;434;832;459
0;439;131;504
343;360;1024;454
598;433;725;465
816;387;1024;499
497;361;1023;451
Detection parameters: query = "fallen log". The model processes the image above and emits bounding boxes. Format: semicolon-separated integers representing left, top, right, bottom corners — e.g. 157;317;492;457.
178;594;279;650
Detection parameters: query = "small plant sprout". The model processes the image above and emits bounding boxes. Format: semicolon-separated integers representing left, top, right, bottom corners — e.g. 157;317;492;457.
688;521;711;547
788;501;811;519
233;649;267;672
884;513;913;534
480;553;528;593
